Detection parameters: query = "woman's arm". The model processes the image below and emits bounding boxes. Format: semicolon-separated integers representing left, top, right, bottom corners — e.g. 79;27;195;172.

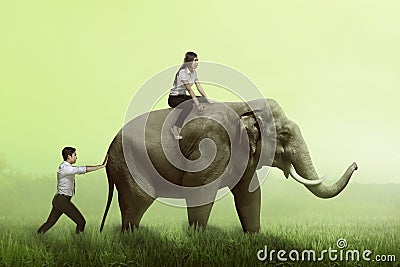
195;81;213;104
183;82;205;112
184;82;200;107
194;81;207;98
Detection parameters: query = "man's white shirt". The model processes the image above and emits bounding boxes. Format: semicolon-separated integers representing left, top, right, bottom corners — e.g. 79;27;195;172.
57;161;86;196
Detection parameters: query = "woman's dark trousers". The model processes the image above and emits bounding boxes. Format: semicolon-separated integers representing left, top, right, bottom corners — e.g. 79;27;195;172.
168;95;208;128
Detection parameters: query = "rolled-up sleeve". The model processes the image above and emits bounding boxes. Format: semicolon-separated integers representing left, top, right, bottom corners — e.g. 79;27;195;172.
75;166;86;174
60;165;86;175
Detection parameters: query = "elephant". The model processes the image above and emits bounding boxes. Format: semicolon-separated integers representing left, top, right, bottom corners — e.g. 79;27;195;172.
100;98;358;233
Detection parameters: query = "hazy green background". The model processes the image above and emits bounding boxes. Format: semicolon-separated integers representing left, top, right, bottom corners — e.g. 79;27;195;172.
0;0;399;186
0;3;399;265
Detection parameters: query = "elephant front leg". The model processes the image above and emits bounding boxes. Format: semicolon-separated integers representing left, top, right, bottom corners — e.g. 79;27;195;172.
231;173;261;233
186;202;214;231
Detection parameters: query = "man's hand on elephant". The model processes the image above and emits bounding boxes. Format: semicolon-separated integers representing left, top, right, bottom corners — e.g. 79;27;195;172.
86;154;108;172
102;154;109;167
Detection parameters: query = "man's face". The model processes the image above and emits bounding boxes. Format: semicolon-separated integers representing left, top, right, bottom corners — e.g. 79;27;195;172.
67;152;77;164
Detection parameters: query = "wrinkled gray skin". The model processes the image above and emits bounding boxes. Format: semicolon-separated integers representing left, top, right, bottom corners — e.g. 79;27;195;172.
100;99;357;233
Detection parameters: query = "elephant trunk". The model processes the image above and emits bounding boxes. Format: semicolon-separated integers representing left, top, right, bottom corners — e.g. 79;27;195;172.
289;133;358;199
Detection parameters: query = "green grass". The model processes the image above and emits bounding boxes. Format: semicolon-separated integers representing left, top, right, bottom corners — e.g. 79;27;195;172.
0;214;398;267
0;169;399;266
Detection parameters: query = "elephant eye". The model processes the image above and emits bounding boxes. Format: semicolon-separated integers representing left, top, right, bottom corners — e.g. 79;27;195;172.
278;128;291;138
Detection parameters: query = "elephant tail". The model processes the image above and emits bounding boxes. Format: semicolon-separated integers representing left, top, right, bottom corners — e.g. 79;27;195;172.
100;172;114;233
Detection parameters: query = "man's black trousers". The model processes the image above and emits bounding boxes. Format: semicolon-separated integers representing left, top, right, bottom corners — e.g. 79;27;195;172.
37;194;86;234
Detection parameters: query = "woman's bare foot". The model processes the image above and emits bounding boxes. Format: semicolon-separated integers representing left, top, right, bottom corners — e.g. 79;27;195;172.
171;126;182;140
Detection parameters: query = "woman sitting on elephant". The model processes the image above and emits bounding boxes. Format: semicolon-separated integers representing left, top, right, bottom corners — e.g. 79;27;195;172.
168;51;210;139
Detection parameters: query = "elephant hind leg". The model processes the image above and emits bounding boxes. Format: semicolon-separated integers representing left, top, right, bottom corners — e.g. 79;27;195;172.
121;194;154;232
119;193;136;232
118;192;127;227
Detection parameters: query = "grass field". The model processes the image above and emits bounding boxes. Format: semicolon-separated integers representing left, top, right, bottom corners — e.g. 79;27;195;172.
0;169;399;266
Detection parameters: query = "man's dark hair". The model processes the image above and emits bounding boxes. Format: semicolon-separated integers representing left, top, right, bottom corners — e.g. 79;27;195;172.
62;147;76;161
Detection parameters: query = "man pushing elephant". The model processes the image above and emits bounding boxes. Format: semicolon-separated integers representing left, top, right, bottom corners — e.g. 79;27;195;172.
37;147;108;234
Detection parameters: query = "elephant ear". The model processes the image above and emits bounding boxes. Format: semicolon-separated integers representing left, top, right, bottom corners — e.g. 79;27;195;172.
238;113;259;154
233;99;276;169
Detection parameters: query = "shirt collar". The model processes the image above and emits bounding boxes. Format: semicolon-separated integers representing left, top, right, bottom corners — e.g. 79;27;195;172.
63;161;72;166
185;67;194;75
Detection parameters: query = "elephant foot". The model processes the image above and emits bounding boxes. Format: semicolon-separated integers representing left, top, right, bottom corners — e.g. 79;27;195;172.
188;222;207;232
186;202;214;232
121;223;138;233
243;225;260;234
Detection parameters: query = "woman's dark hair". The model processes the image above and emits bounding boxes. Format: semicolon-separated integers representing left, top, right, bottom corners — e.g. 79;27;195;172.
173;51;198;87
62;147;76;161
